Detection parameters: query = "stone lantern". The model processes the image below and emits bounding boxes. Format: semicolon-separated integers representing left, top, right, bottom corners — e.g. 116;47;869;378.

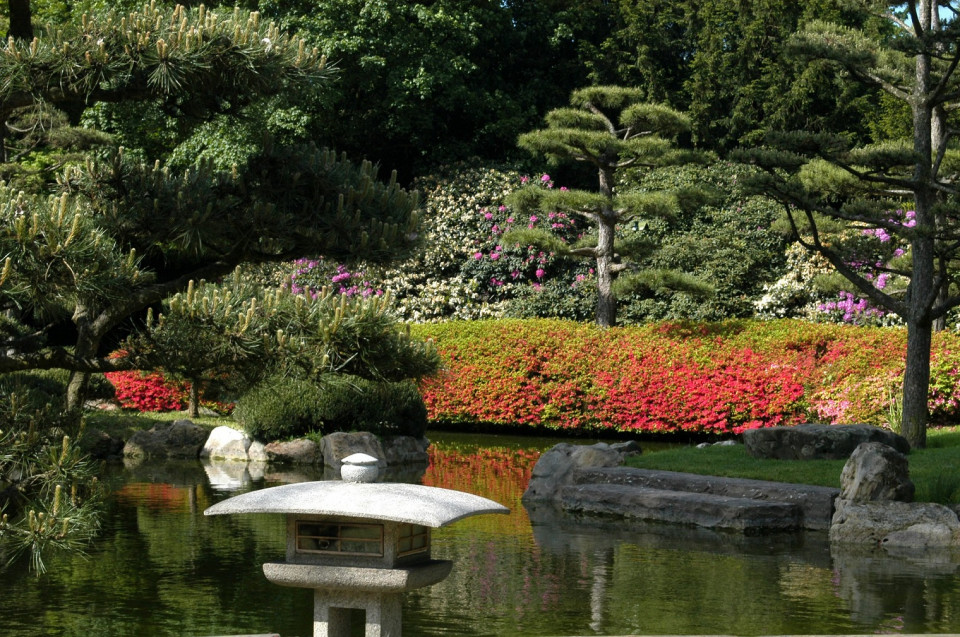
204;455;508;637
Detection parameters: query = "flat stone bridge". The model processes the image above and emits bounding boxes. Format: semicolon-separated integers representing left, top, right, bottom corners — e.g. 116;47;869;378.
557;467;840;533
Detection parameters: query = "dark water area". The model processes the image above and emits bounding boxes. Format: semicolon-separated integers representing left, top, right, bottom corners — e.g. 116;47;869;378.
2;431;960;635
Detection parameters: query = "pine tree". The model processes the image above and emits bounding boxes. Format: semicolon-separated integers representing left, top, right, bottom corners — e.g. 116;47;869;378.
508;85;713;326
738;0;960;448
0;5;422;412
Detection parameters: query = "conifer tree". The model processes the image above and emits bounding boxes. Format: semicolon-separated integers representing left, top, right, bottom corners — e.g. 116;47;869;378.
738;0;960;448
0;5;423;412
508;85;712;327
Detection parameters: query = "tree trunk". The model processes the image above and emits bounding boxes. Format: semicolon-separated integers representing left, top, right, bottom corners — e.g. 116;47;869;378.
901;9;935;449
188;381;200;418
902;317;931;449
7;0;33;41
595;165;618;328
595;216;617;327
65;307;100;415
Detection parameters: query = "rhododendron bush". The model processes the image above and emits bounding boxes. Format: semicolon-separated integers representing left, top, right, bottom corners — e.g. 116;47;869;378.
413;319;960;435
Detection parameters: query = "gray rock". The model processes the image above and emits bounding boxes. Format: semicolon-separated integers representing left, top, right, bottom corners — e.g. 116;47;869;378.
742;423;910;460
381;436;430;467
839;442;914;502
830;499;960;546
264;438;322;465
247;440;268;462
200;425;252;461
83;399;118;411
320;432;385;470
522;442;641;503
83;428;125;459
574;467;839;530
123;419;208;459
560;483;802;533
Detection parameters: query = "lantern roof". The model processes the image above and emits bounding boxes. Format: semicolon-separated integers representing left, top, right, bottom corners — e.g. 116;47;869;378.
204;481;509;528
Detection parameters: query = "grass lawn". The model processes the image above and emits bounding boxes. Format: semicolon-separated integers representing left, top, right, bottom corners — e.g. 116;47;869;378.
627;425;960;504
82;409;227;445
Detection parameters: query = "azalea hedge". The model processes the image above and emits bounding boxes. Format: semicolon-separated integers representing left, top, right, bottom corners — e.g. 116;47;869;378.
412;319;960;435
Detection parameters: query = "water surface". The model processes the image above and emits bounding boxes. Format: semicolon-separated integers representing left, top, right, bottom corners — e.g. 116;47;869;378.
2;432;960;635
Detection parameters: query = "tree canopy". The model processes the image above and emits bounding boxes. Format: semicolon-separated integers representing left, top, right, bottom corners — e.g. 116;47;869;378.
737;0;960;448
0;4;423;412
508;86;713;327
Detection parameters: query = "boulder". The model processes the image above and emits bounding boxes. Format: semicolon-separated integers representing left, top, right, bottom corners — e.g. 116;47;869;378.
743;423;910;460
829;441;957;548
381;435;430;467
320;431;386;470
247;440;268;463
83;428;125;459
522;441;641;503
123;419;208;459
264;438;322;465
200;425;252;461
830;500;960;547
839;442;914;503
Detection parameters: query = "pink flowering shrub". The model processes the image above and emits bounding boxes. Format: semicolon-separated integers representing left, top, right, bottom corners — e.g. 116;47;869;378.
816;210;915;325
460;173;591;301
288;258;384;298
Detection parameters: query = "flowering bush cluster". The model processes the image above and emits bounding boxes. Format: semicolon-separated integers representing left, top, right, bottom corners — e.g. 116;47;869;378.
104;369;188;412
413;318;960;435
289;259;383;298
272;161;592;322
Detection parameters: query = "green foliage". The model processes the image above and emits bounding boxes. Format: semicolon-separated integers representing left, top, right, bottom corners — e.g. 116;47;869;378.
615;162;788;321
0;4;328;120
734;0;960;447
232;374;324;441
0;388;103;573
596;0;886;152
233;374;427;440
124;272;440;395
254;0;613;173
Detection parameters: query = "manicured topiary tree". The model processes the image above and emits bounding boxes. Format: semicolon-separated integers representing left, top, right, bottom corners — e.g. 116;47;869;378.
507;85;713;326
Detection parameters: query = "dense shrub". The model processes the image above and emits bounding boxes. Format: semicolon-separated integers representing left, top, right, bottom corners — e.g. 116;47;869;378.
233;374;427;440
274;161;592;322
413;318;960;435
232;375;328;440
617;162;789;322
276;160;793;326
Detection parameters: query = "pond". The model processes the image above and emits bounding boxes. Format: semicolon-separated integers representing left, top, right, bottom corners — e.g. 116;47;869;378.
2;431;960;636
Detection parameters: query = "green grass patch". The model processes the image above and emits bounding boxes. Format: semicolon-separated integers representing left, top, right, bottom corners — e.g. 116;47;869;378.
626;445;846;488
83;409;229;441
628;426;960;504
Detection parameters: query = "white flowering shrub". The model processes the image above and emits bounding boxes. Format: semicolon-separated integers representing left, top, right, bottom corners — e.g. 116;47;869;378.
281;161;590;322
754;243;906;327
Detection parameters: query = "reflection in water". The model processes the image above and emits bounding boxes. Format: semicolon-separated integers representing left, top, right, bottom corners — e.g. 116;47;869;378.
1;433;960;636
